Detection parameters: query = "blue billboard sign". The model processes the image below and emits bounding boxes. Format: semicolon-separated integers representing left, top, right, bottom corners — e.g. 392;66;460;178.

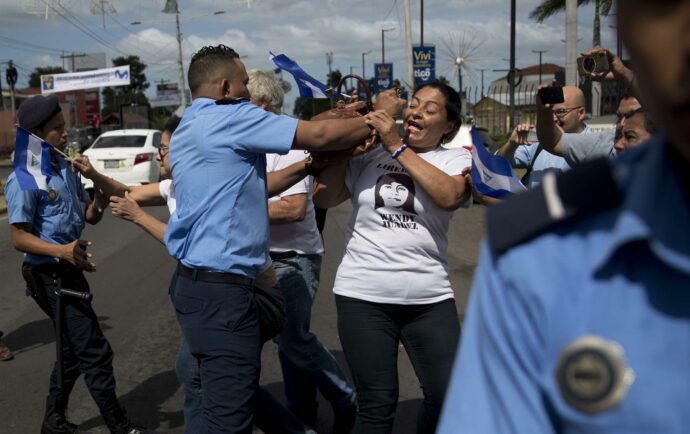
413;45;435;86
374;63;394;93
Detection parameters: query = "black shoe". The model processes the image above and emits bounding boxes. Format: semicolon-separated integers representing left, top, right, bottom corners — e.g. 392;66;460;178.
41;413;91;434
333;401;357;434
102;408;151;434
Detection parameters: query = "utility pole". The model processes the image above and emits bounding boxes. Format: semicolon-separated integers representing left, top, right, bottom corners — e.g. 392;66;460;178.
532;49;548;84
480;69;485;98
420;0;424;47
326;52;333;84
0;63;5;111
361;50;372;80
381;27;395;64
61;53;87;72
565;0;578;85
6;60;18;122
162;0;188;108
404;0;414;92
509;0;516;129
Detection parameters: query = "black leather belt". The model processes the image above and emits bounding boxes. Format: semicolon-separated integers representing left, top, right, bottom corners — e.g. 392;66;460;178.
269;250;299;261
176;263;253;286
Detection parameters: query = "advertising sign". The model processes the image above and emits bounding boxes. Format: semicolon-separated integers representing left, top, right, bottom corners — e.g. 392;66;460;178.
374;63;393;93
41;65;131;94
413;45;435;86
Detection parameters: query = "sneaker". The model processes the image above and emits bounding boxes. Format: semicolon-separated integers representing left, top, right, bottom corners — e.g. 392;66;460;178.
0;341;13;361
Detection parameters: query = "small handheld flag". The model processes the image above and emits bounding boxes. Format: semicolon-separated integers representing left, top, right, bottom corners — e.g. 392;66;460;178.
13;127;53;191
270;52;331;99
470;126;527;199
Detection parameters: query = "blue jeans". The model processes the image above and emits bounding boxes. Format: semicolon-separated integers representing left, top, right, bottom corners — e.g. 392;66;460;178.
272;254;355;424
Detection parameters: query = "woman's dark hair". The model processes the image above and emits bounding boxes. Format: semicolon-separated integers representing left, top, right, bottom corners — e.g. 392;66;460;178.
413;81;463;142
374;173;416;214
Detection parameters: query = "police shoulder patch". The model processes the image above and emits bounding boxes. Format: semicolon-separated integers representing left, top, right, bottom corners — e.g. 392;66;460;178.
487;158;623;256
556;335;635;414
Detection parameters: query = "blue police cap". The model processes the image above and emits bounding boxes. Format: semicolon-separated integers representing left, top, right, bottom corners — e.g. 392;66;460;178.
17;94;62;131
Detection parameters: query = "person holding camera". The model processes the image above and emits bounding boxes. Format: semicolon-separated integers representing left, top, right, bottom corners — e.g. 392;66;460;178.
497;86;589;189
437;0;690;432
536;48;651;164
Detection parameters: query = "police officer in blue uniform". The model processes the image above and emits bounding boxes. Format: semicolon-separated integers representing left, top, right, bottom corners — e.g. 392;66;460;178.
5;95;148;434
437;1;690;433
165;45;404;433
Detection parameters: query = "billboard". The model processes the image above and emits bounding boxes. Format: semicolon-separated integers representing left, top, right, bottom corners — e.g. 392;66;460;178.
374;63;393;93
41;66;131;94
413;45;435;87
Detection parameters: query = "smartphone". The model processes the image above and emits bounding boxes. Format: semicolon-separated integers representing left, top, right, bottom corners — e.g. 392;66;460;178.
538;86;565;105
526;129;539;143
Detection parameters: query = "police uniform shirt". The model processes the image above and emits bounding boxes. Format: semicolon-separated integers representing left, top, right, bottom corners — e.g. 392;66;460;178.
5;157;90;264
164;98;297;278
437;137;690;433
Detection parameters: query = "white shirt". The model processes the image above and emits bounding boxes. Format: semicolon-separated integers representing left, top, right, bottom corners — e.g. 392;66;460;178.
333;145;472;305
159;179;176;213
266;150;324;255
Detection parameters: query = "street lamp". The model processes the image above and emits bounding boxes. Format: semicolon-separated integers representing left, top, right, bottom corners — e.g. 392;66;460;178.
532;49;548;84
381;27;395;64
161;0;187;109
361;50;372;80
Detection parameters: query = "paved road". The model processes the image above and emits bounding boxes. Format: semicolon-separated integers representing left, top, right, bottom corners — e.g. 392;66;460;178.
0;201;486;433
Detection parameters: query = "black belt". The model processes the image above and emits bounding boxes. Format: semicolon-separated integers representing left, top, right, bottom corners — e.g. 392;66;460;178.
269;251;299;261
176;263;253;286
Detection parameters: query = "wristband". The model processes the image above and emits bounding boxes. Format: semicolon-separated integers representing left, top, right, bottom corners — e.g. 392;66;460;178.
391;143;408;159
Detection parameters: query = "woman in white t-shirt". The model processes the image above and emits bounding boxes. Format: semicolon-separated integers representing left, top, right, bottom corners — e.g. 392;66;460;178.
313;82;471;434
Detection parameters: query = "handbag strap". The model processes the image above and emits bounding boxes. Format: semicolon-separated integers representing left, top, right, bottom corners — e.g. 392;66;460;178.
336;74;373;111
520;144;544;186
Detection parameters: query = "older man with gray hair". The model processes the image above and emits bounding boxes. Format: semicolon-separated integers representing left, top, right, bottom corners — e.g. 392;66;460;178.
249;69;357;434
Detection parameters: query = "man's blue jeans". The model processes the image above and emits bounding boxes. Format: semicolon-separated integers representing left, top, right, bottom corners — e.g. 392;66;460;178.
272;254;355;424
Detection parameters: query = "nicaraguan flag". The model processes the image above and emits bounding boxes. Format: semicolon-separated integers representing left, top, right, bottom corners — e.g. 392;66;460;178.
470;126;526;199
270;52;330;98
13;127;52;191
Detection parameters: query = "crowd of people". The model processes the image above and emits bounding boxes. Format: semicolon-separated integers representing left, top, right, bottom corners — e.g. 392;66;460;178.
3;0;689;433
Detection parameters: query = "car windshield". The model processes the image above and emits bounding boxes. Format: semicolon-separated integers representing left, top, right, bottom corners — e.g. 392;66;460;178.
91;135;146;149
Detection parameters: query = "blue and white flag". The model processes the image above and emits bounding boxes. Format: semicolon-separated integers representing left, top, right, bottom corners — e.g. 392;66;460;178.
470;126;526;199
13;127;52;191
270;52;330;98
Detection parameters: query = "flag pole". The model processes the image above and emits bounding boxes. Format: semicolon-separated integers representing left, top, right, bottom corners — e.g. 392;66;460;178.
22;127;73;161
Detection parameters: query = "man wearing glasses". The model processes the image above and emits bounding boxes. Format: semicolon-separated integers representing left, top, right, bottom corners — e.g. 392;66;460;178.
497;86;589;189
535;48;652;165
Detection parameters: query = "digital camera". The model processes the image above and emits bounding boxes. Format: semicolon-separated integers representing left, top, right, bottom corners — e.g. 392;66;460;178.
577;52;610;75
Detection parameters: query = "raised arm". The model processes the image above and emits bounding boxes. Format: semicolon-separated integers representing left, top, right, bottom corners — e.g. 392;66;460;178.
496;124;534;162
293;89;405;152
365;111;470;211
535;86;565;156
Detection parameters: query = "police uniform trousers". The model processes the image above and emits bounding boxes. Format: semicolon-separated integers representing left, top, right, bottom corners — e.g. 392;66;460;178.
21;261;120;415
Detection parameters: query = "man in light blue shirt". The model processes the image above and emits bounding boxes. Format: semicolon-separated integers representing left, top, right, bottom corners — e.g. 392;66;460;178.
165;45;404;433
497;86;588;189
438;1;690;432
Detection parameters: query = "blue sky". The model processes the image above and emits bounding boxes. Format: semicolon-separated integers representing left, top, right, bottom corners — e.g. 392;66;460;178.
0;0;619;113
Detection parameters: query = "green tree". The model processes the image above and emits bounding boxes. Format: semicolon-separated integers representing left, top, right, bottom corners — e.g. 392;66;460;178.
530;0;613;47
101;55;149;115
29;66;67;88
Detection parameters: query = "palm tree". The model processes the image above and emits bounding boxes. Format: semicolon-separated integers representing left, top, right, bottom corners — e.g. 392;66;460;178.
530;0;613;47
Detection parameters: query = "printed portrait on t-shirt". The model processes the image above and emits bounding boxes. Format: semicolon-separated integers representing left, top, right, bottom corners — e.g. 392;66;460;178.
374;173;417;215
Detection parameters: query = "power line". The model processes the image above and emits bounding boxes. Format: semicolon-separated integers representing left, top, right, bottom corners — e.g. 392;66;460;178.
0;36;64;54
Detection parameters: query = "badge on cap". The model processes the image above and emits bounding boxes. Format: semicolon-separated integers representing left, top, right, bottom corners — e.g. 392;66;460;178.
47;188;58;201
556;335;635;414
